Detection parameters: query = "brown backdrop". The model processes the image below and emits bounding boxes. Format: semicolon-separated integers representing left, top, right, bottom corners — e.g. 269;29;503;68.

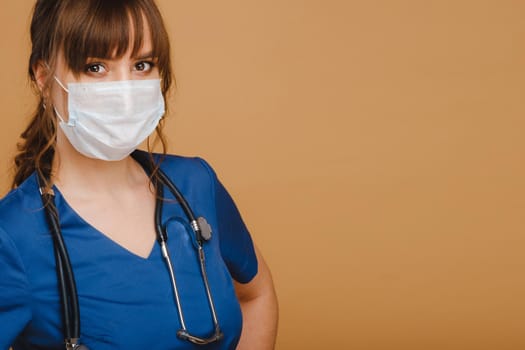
1;1;524;349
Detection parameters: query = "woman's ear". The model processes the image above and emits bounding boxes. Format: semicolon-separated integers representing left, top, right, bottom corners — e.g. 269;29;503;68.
33;61;49;93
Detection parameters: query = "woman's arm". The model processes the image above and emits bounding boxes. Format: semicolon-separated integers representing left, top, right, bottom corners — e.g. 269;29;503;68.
234;245;279;350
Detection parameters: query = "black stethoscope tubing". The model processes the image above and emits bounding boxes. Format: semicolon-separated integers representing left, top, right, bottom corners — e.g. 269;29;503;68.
39;179;82;349
37;151;223;349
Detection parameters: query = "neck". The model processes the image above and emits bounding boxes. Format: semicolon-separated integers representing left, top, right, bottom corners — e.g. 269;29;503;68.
52;131;147;193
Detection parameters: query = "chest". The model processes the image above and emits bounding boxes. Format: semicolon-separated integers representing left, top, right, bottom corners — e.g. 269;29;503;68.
57;186;157;259
18;202;242;350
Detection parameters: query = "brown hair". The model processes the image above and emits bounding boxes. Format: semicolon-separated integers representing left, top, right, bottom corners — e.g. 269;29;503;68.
13;0;173;189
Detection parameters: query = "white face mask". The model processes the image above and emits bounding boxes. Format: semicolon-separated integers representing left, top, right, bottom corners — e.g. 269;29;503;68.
53;78;165;161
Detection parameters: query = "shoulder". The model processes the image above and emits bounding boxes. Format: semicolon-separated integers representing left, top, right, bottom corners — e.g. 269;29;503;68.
144;151;220;188
130;150;222;204
0;172;39;211
0;173;47;247
0;173;41;211
156;152;216;176
0;173;42;225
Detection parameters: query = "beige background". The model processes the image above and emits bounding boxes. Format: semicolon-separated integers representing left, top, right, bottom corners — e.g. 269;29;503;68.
1;1;524;349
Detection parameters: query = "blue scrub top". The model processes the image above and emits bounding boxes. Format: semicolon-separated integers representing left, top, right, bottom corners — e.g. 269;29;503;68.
0;153;258;350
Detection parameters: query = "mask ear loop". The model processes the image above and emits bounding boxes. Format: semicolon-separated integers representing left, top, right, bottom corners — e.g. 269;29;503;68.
50;75;72;126
42;62;70;121
53;75;69;93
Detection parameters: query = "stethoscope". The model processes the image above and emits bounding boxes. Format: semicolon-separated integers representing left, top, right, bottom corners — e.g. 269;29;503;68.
37;151;224;349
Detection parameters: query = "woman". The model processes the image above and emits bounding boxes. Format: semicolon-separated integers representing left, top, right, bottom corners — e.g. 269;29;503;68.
0;0;278;349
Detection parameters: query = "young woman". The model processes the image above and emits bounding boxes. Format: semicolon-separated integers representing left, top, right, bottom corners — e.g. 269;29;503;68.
0;0;278;349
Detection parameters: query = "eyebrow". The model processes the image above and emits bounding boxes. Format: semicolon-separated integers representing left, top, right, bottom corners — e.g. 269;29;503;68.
134;51;155;60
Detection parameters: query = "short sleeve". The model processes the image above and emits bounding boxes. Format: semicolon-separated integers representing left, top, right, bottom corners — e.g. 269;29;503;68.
198;159;258;284
0;226;32;348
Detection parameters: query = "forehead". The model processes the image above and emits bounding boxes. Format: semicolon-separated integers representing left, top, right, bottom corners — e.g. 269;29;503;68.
108;15;155;58
58;2;160;71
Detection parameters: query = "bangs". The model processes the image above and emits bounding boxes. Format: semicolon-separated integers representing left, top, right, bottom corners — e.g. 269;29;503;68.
55;0;171;79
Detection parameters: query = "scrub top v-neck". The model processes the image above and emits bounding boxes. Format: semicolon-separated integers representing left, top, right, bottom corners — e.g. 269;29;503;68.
0;153;258;350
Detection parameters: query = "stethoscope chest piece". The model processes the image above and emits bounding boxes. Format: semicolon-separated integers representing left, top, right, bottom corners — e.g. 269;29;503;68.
197;217;212;242
73;345;90;350
65;339;89;350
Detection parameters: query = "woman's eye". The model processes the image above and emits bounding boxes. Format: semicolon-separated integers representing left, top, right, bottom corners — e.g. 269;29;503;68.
85;63;106;74
134;61;154;72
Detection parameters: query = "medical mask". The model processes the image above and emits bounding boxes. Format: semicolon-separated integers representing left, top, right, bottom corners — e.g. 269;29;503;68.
53;77;165;161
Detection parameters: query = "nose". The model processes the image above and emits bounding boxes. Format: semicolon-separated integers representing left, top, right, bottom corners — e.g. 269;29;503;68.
113;64;133;81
